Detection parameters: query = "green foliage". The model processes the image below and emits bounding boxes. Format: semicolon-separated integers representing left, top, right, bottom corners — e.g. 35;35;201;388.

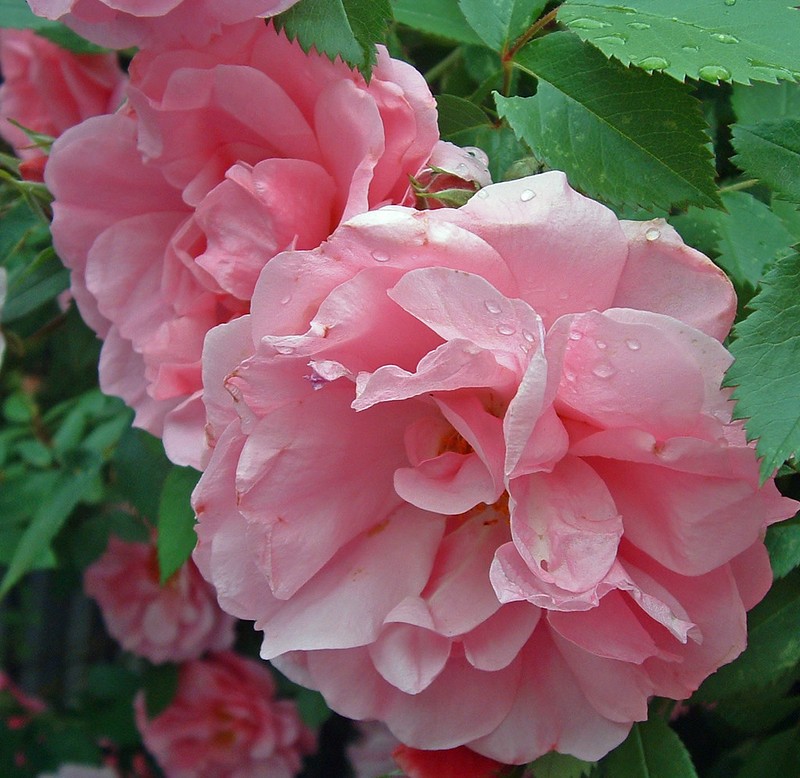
602;718;698;778
558;0;800;85
736;728;800;778
157;465;201;583
273;0;392;78
766;515;800;580
458;0;547;52
529;751;595;778
725;252;800;479
143;662;180;718
391;0;483;45
732;120;800;203
436;93;492;138
697;569;800;700
498;33;718;210
732;81;800;125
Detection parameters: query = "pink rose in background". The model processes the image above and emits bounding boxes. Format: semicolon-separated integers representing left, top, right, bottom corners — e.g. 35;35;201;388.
134;651;315;778
0;29;126;164
84;536;235;663
192;172;797;764
26;0;301;48
44;21;483;468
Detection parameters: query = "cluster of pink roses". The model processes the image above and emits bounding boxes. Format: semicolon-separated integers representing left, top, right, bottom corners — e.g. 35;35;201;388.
3;0;797;775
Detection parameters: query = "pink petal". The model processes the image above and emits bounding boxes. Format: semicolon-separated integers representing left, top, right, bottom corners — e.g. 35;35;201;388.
614;219;736;341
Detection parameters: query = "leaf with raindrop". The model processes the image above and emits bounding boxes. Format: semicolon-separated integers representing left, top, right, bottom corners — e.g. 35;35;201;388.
558;0;800;85
497;33;719;211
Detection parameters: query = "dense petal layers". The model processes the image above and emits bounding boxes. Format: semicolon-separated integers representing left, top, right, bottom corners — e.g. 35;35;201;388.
0;28;126;161
134;651;315;778
44;21;482;467
26;0;301;48
194;172;797;763
84;536;236;664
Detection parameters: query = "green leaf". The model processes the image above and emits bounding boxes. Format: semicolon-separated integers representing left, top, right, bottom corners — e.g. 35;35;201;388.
0;0;48;28
715;694;800;734
2;248;70;323
697;569;800;700
157;466;200;583
603;718;698;778
732;119;800;203
0;455;102;597
112;427;171;520
766;515;800;580
143;663;180;718
390;0;483;45
528;751;595;778
294;688;332;728
436;94;492;139
498;33;719;210
446;122;529;181
732;82;800;125
458;0;546;51
724;251;800;478
737;728;800;778
273;0;391;78
558;0;800;85
713;191;794;290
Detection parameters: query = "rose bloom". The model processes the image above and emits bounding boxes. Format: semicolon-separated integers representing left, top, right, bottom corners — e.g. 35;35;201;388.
26;0;301;48
134;651;315;778
192;172;797;764
44;21;485;468
0;28;125;166
84;536;235;663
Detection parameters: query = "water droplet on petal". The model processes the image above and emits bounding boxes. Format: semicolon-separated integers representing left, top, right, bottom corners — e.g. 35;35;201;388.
477;188;490;199
638;56;669;71
275;345;295;355
698;64;732;82
371;250;389;262
484;300;502;314
305;371;328;390
522;329;536;343
520;188;536;202
592;363;616;378
568;331;583;341
711;33;739;44
280;294;292;305
595;340;607;350
568;17;611;30
628;21;651;30
497;324;516;336
456;162;468;174
645;227;661;241
625;338;641;351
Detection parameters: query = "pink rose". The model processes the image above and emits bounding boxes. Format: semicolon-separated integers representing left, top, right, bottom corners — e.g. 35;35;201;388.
134;651;315;778
84;536;235;663
43;21;478;468
0;28;126;161
26;0;301;48
192;172;797;764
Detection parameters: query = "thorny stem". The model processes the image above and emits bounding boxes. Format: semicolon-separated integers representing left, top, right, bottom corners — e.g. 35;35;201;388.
501;7;560;95
424;47;462;85
719;178;760;193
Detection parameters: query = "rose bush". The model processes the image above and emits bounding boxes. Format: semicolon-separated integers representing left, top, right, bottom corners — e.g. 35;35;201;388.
134;651;315;778
84;536;236;663
192;172;797;764
0;28;125;168
44;20;486;468
26;0;301;48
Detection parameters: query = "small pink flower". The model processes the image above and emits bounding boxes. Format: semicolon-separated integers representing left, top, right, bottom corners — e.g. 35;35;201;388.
84;536;235;664
0;29;126;161
134;651;315;778
25;0;302;48
43;21;466;468
193;172;797;764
